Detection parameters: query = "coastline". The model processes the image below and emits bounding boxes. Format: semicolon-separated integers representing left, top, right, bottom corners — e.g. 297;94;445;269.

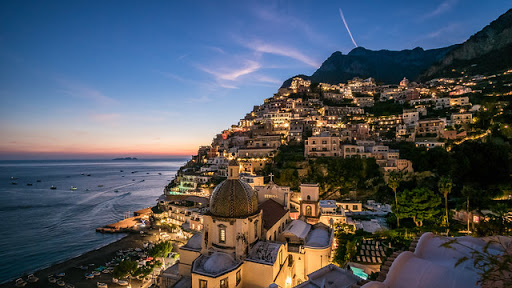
1;232;160;288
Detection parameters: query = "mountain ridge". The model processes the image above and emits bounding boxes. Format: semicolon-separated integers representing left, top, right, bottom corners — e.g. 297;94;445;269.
282;8;512;87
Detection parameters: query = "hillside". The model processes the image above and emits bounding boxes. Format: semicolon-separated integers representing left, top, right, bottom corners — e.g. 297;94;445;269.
423;9;512;79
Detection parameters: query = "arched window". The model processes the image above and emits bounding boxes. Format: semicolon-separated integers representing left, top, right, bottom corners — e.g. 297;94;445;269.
306;205;312;216
218;225;226;243
254;220;258;239
307;195;311;200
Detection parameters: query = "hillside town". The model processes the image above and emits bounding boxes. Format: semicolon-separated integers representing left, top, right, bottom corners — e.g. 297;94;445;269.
150;68;512;288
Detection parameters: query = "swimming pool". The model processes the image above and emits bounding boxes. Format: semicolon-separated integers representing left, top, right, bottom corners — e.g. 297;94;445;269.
350;266;369;280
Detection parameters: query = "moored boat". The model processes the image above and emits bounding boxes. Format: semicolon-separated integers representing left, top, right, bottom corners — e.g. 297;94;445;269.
57;280;66;287
85;273;94;279
27;274;39;283
50;185;57;190
70;186;77;190
15;278;27;287
97;282;108;288
48;276;57;283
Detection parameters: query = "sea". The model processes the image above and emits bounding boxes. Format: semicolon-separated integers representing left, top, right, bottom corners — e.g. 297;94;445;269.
0;158;187;283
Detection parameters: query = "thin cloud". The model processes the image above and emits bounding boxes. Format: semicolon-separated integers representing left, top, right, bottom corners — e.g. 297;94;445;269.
253;74;282;85
252;5;334;49
57;78;117;105
198;60;261;81
422;0;457;20
245;40;320;68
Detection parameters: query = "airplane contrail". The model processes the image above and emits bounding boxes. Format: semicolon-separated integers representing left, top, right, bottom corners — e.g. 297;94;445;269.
339;8;358;48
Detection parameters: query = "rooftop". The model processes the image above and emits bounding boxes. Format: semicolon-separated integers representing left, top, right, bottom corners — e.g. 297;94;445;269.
260;199;288;230
192;252;242;277
282;219;311;239
294;264;360;288
247;241;282;265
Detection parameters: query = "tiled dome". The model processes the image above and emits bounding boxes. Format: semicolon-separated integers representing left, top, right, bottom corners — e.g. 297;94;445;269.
209;179;258;218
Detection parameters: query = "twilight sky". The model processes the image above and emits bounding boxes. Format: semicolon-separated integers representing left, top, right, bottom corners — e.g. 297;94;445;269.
0;1;510;159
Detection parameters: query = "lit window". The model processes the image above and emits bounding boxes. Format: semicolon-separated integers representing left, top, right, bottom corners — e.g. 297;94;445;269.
219;225;226;243
306;205;312;216
199;279;207;288
220;277;228;288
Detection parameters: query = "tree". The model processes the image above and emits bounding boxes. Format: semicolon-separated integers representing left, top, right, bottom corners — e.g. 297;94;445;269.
149;240;173;269
113;259;138;281
396;188;442;227
388;171;402;228
438;177;453;226
462;185;479;232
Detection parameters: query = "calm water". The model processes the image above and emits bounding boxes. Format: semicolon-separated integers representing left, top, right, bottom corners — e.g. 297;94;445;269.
0;159;187;283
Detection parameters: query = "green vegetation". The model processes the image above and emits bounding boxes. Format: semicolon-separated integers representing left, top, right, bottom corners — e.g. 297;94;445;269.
366;100;405;116
149;240;173;259
113;259;138;280
395;187;442;227
304;157;383;198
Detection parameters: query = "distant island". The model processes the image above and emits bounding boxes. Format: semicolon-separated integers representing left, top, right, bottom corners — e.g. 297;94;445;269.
112;157;138;160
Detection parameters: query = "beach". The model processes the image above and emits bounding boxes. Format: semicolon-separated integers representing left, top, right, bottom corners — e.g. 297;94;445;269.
0;230;178;288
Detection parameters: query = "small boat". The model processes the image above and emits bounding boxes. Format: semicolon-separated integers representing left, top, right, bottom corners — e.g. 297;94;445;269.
97;282;108;288
27;274;39;283
132;179;135;181
85;189;90;191
50;186;57;190
87;174;91;176
92;270;101;276
15;278;27;287
140;179;145;182
48;276;57;283
27;183;33;186
11;181;17;185
158;173;162;175
36;179;42;182
117;280;129;286
57;280;66;287
65;284;75;288
114;190;119;193
10;176;18;180
85;273;94;279
98;185;103;187
56;272;65;277
70;186;77;190
146;172;149;174
120;170;123;172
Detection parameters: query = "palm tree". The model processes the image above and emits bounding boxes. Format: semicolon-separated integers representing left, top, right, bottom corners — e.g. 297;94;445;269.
438;177;453;226
388;171;402;228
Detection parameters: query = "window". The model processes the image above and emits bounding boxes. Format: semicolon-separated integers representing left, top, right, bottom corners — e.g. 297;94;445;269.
254;220;258;238
219;225;226;243
307;195;311;200
236;270;241;286
306;205;312;216
220;277;228;288
353;205;358;211
199;279;207;288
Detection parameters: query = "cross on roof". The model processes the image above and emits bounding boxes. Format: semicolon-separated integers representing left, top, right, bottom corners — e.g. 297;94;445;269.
269;173;274;183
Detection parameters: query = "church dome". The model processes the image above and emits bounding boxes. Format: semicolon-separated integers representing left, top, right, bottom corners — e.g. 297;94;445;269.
209;179;259;218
